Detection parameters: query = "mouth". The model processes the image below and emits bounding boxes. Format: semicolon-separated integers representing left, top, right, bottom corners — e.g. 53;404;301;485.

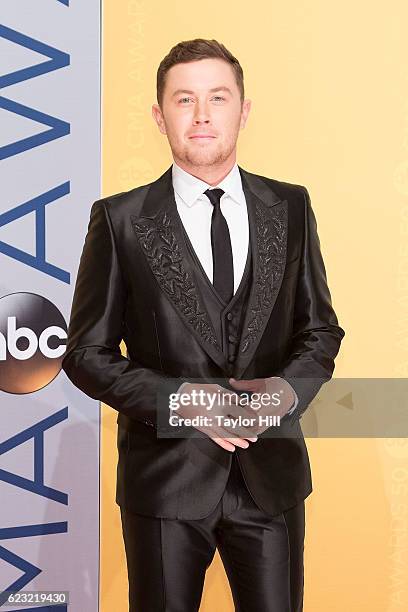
188;135;216;139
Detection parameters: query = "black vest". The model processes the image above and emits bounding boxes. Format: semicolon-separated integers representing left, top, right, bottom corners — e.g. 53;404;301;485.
179;221;253;379
180;218;261;487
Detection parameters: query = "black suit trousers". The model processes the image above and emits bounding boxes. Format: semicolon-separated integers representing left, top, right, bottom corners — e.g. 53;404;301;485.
119;454;305;612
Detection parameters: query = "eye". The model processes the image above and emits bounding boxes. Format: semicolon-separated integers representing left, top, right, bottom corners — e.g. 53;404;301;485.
178;97;193;103
212;96;226;101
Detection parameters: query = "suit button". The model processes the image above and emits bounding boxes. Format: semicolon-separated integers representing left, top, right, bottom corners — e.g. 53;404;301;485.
228;355;236;363
228;334;237;343
226;313;233;321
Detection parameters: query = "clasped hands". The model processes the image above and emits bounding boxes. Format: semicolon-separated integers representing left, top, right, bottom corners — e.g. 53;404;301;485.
175;376;296;452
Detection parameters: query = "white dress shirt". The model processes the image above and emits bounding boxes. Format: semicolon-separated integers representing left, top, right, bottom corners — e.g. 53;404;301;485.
172;160;249;294
171;160;298;416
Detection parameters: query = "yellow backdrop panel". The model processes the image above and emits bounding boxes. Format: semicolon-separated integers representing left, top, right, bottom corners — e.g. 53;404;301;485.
100;1;408;610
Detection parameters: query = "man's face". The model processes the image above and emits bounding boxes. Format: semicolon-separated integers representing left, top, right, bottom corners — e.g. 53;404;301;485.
152;58;251;169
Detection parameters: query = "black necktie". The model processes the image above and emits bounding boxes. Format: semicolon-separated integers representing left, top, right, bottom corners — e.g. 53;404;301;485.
204;188;234;303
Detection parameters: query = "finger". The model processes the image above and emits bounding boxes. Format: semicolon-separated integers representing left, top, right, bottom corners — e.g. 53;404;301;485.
229;377;257;390
211;436;236;452
224;436;250;449
204;412;259;442
209;386;241;412
231;402;260;420
211;425;250;448
218;389;241;405
202;426;237;452
217;414;262;440
218;421;257;439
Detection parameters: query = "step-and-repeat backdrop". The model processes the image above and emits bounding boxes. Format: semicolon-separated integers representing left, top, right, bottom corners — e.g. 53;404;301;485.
0;1;100;610
1;1;408;611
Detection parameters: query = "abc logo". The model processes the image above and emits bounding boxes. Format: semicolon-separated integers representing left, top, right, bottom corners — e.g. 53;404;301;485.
0;292;67;394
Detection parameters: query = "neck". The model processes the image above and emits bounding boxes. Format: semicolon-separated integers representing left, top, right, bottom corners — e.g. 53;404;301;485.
173;152;237;186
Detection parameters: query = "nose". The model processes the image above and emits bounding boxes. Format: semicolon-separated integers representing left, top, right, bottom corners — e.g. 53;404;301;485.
193;100;210;125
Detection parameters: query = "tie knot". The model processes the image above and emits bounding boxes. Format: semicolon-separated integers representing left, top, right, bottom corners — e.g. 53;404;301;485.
204;188;225;207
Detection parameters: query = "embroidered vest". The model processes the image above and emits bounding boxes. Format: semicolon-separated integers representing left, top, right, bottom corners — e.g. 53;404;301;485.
179;223;253;378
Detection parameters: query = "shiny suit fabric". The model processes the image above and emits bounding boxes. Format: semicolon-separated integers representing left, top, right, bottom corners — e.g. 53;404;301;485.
62;165;345;520
120;454;305;612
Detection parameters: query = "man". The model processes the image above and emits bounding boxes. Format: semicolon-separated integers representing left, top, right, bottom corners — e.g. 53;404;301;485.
62;38;345;611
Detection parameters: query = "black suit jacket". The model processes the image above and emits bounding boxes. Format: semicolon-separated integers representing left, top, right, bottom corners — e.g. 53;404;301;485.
62;165;345;519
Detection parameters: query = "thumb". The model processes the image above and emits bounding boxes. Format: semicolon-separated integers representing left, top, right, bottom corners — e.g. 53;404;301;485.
229;377;248;388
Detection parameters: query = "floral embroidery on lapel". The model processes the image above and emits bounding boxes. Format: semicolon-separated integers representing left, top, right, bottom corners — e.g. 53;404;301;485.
240;201;287;353
130;209;221;350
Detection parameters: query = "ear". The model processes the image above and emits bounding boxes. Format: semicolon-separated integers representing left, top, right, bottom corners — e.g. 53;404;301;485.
240;99;252;130
152;103;167;135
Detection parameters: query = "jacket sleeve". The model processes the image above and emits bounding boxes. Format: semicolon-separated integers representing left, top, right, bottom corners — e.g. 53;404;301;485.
61;199;185;433
275;186;345;424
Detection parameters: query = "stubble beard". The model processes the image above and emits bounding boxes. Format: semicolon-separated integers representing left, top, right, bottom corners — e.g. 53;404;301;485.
173;137;237;169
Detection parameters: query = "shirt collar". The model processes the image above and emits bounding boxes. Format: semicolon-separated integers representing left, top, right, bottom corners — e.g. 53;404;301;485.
171;160;244;207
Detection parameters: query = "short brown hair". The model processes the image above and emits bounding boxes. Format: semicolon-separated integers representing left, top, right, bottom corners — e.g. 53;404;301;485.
156;38;244;107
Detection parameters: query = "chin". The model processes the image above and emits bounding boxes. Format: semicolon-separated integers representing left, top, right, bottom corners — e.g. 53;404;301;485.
183;148;230;168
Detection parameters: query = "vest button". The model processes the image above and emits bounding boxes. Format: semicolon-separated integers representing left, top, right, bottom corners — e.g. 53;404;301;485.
226;312;233;321
228;334;237;343
228;355;236;363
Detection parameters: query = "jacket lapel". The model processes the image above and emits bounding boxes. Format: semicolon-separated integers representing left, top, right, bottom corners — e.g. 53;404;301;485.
129;165;288;377
233;168;288;379
130;166;227;371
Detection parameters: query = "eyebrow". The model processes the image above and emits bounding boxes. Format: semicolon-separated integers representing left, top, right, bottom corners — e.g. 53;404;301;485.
171;86;233;98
